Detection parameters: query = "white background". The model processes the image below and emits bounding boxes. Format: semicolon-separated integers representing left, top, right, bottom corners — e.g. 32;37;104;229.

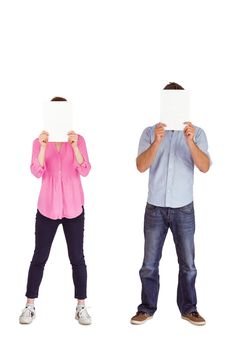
0;0;232;349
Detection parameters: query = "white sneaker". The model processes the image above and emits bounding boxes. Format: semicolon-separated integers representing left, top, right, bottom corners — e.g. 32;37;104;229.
75;306;92;325
19;305;36;324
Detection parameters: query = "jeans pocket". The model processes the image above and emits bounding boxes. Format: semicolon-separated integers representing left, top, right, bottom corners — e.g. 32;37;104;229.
146;202;156;209
178;202;194;214
145;202;160;218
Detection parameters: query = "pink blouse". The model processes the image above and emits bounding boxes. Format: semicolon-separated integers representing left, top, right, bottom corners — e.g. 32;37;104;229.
30;134;91;219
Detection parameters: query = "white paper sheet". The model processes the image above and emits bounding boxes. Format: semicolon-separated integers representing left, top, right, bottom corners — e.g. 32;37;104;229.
160;90;190;130
43;102;73;142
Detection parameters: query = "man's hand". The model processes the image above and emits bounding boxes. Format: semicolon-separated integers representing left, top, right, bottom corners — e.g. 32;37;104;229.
154;123;167;144
183;122;210;173
184;122;195;142
68;130;78;148
136;123;166;173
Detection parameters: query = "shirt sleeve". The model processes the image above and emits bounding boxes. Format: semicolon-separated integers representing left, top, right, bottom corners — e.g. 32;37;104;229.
137;127;152;156
73;135;91;177
194;127;211;158
30;138;47;178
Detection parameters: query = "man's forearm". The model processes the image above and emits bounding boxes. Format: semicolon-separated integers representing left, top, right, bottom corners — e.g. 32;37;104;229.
136;141;160;172
187;140;210;173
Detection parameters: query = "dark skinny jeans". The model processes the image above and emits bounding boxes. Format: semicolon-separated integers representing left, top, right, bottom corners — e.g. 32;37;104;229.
25;207;87;299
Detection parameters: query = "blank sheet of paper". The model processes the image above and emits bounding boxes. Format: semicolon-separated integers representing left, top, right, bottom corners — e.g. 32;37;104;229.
160;90;190;130
43;102;73;142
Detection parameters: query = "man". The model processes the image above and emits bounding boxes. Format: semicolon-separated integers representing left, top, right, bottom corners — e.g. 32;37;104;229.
131;82;210;326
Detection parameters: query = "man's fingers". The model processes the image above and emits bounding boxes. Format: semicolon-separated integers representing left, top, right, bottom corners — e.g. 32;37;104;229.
184;125;194;130
156;126;166;132
157;122;167;128
184;127;194;137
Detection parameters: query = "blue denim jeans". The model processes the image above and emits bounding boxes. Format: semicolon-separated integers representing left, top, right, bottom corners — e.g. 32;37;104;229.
138;202;197;315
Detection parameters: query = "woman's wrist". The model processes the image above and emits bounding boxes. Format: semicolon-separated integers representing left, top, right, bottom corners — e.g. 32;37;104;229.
40;143;47;150
71;143;78;150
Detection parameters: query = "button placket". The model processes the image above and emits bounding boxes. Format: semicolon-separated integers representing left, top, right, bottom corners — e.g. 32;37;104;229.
165;132;176;206
58;152;62;218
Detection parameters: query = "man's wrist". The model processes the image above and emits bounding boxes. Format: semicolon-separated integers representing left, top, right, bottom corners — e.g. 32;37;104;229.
186;138;196;147
152;139;161;147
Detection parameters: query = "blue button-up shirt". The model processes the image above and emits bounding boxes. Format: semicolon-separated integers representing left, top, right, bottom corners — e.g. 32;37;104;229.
138;125;210;208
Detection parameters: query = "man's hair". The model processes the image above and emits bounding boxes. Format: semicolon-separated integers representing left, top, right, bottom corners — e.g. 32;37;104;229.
163;82;184;90
50;96;67;101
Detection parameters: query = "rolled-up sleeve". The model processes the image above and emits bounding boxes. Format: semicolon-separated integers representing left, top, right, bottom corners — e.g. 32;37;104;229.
138;127;152;156
194;127;211;159
30;138;47;178
73;135;91;177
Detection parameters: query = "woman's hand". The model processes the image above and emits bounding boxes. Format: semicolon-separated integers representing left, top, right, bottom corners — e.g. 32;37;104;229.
68;130;78;148
39;130;49;147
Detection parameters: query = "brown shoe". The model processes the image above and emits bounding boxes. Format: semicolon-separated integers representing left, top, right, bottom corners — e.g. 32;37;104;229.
131;311;153;325
181;311;206;326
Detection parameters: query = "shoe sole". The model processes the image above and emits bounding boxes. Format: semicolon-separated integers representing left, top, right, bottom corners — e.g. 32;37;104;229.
130;316;153;325
181;315;206;326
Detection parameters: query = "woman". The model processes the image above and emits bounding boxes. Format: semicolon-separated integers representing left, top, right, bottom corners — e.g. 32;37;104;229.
19;97;91;325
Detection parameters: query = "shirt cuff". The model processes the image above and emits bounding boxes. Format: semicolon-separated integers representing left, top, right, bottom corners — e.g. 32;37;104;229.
75;160;88;171
74;159;91;177
31;157;47;177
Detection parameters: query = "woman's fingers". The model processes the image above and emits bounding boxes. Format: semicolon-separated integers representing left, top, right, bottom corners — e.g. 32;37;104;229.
67;130;76;135
38;130;49;145
67;131;78;145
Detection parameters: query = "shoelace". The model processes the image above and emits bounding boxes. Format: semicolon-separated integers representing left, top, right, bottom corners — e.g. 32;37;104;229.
191;311;200;318
21;306;34;317
137;311;148;316
77;307;91;319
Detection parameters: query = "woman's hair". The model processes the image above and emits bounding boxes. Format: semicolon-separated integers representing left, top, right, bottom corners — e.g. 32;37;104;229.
50;96;67;102
163;82;184;90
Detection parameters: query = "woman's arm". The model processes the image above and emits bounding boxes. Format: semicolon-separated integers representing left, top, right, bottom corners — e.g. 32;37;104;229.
30;131;48;178
72;143;84;165
68;131;91;177
30;140;47;178
38;144;46;167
